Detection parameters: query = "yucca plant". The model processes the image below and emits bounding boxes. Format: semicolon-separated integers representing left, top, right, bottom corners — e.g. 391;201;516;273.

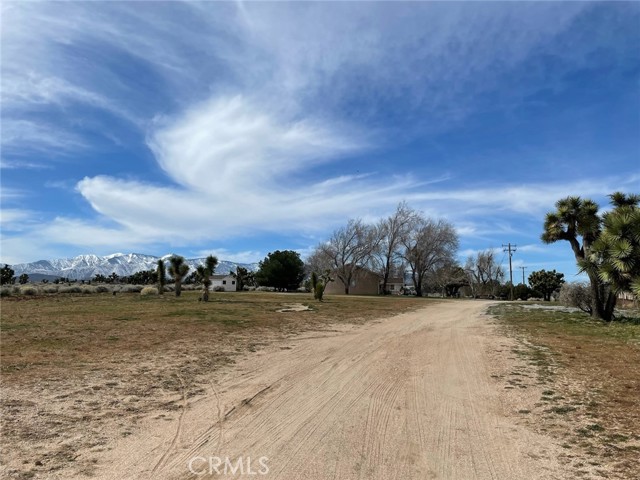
542;195;610;320
589;193;640;297
196;255;218;301
542;192;639;321
168;255;190;297
156;259;166;295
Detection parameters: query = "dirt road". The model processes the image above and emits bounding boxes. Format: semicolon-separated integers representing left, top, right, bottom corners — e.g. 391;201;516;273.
94;300;564;479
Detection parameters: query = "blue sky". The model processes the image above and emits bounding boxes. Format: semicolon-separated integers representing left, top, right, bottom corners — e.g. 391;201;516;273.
1;1;639;281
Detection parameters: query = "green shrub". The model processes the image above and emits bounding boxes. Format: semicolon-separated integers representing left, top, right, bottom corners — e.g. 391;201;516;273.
95;285;110;293
20;286;37;296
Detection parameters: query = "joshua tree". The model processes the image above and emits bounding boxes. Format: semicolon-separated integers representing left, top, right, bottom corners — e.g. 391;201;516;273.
196;255;218;301
233;266;253;291
156;259;166;294
590;193;640;297
1;264;15;285
310;270;334;302
168;255;189;297
540;193;639;321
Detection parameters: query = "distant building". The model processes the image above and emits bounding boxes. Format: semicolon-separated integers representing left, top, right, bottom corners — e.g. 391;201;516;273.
211;274;237;292
323;266;404;295
618;290;637;307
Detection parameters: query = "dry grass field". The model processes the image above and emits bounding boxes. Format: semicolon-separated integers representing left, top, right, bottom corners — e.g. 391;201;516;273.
0;291;430;478
490;303;640;478
2;293;639;479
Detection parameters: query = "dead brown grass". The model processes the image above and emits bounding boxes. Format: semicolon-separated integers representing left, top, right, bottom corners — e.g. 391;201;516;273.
0;291;431;478
491;303;640;479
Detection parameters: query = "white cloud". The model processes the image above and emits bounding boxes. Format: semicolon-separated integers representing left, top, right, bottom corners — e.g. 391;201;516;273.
70;91;423;244
148;95;369;191
1;120;87;155
1;158;52;170
0;209;35;228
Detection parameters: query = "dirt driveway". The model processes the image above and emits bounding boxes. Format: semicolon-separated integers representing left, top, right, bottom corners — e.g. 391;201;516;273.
85;300;567;479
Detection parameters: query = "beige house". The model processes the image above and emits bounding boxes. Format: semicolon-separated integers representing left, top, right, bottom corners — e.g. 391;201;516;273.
323;267;404;295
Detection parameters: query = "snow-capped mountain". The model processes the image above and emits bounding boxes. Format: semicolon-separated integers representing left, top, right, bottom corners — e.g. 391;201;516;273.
8;253;258;280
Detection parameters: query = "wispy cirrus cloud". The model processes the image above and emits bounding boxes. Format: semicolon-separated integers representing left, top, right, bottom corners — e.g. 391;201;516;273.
1;120;87;156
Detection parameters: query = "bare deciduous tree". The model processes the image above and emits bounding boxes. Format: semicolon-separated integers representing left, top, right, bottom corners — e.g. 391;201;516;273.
464;250;504;297
375;201;418;294
401;216;459;297
316;219;380;294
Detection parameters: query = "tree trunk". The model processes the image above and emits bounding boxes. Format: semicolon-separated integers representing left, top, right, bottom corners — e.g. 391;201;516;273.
175;281;182;297
587;272;616;321
601;290;616;322
382;259;390;295
415;278;423;297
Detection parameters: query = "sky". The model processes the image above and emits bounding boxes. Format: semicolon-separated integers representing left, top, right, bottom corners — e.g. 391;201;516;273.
1;1;639;281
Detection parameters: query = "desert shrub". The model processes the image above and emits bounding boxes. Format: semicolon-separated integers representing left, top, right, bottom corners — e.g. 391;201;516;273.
11;286;20;294
165;285;175;292
255;286;276;292
95;285;110;293
244;286;256;291
120;285;143;293
81;286;97;294
43;286;59;294
140;286;159;296
59;286;82;294
20;286;37;296
211;285;224;292
559;282;593;314
1;287;12;297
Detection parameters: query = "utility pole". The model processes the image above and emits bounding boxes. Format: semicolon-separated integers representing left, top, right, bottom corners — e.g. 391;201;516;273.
502;243;517;300
519;266;527;286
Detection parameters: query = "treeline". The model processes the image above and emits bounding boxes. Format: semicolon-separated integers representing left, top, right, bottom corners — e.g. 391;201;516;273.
306;202;571;299
307;202;459;297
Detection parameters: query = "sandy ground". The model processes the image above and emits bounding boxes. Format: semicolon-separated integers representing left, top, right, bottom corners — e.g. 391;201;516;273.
56;300;568;480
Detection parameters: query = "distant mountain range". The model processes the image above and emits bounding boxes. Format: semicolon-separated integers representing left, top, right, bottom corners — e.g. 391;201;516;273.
7;253;259;281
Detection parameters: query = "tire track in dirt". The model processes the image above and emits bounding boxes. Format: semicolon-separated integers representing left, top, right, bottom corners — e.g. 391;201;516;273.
92;300;567;480
150;374;187;476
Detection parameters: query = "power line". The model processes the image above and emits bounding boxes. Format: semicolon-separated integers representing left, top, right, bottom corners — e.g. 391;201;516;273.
519;266;527;286
502;243;517;300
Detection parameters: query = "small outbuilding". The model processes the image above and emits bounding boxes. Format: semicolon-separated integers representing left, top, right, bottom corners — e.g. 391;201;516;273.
211;274;237;292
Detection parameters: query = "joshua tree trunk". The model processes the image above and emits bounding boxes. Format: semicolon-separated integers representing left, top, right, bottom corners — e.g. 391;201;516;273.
588;272;616;321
